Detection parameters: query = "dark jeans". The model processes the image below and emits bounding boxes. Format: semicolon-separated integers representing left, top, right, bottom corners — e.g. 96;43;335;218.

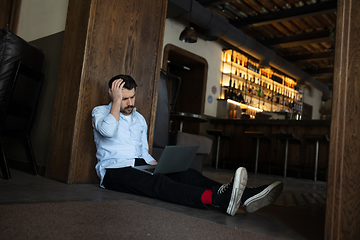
102;160;222;209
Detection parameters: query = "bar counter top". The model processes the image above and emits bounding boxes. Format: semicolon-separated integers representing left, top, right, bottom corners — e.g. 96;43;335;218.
208;118;330;126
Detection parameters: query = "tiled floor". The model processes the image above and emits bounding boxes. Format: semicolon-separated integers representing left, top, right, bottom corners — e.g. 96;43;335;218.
0;167;327;240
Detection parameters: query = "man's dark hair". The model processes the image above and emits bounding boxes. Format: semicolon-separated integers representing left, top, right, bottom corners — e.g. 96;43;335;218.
108;75;137;90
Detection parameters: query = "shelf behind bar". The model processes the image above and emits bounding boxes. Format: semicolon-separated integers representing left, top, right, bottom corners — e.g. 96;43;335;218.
217;98;294;113
222;71;298;95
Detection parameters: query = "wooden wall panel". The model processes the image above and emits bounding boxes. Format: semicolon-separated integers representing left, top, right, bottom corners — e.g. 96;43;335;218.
45;0;92;183
325;0;360;239
0;0;21;33
46;0;167;183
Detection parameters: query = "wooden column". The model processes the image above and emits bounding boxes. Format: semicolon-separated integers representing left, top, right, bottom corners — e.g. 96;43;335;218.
0;0;21;33
46;0;167;183
325;0;360;239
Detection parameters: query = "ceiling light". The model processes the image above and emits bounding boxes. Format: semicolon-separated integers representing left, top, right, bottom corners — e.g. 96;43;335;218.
179;26;197;43
179;0;197;43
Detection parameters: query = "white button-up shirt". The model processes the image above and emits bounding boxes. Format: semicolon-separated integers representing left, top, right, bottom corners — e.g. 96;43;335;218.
92;103;155;186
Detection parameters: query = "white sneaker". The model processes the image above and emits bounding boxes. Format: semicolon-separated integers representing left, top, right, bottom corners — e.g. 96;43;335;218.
212;167;248;216
241;181;283;213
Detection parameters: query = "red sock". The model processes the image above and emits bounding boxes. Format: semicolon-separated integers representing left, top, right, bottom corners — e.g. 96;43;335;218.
201;190;213;205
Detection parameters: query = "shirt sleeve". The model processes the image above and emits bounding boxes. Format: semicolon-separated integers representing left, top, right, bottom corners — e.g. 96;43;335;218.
139;117;156;163
92;106;119;138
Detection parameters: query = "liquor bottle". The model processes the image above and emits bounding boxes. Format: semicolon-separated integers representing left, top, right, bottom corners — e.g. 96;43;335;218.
232;82;237;100
275;95;279;103
227;79;232;99
289;100;294;109
238;92;245;103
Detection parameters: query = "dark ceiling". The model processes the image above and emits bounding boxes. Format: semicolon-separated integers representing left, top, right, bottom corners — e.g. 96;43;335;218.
193;0;336;90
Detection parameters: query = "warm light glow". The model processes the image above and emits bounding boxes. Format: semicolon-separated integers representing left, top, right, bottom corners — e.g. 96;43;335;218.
222;64;231;74
227;99;263;112
247;105;264;112
227;99;245;107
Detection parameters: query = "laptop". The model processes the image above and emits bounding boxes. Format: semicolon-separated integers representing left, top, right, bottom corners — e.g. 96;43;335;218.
133;145;199;175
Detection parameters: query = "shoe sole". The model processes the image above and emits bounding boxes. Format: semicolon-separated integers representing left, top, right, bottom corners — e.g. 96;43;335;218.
227;167;248;216
243;181;283;213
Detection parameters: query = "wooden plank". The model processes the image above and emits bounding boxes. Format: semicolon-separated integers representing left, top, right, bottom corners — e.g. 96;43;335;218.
46;0;167;183
325;0;360;238
197;0;232;8
46;0;92;183
285;51;335;63
0;0;21;33
306;67;334;77
260;29;332;48
230;0;337;27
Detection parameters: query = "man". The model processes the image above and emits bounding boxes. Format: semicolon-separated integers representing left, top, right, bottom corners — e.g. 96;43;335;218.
92;74;283;216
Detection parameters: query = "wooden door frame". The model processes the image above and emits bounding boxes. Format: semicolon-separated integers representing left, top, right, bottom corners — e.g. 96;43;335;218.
162;44;208;134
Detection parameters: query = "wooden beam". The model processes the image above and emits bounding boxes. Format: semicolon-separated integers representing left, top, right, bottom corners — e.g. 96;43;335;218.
306;67;334;77
260;29;332;48
285;51;335;63
315;77;333;85
46;0;168;183
231;0;337;27
325;0;360;238
197;0;233;8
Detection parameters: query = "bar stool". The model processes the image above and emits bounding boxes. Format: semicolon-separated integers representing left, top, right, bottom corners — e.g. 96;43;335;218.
206;130;232;169
244;131;272;174
273;133;302;178
302;134;329;181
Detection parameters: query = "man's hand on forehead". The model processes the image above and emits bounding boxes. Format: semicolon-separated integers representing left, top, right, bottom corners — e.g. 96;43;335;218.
109;79;125;102
112;78;125;89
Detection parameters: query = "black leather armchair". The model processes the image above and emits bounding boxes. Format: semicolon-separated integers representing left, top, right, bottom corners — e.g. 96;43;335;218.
0;29;44;179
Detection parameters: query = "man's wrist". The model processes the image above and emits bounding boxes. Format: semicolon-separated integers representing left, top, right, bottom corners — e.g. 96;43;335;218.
112;98;122;105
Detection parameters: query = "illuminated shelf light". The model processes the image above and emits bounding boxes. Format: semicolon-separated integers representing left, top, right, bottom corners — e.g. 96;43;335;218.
227;99;263;112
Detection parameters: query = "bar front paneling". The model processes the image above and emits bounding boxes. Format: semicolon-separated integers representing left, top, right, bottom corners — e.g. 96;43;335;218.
208;119;330;180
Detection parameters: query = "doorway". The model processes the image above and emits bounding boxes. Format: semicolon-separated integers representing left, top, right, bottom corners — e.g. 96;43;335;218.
162;44;208;134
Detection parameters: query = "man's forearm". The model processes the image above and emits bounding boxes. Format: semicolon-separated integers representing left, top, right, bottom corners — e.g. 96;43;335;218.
108;79;125;121
109;100;121;121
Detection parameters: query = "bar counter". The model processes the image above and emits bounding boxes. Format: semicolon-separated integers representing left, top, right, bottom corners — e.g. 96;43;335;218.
206;118;330;180
209;118;330;126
